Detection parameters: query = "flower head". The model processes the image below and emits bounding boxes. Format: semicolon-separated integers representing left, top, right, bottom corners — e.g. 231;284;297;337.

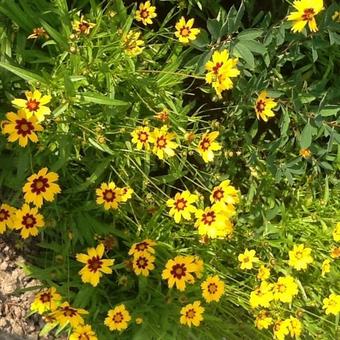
197;131;222;163
322;293;340;315
287;316;302;338
180;301;204;327
331;246;340;259
273;276;298;304
299;148;311;158
287;0;324;33
257;265;270;281
120;186;134;202
52;302;88;328
175;17;200;44
238;249;259;270
321;259;331;277
249;281;274;308
166;190;198;223
96;182;123;210
128;239;156;257
132;252;155;277
76;243;114;287
255;310;273;330
273;319;290;340
154;108;169;122
105;304;131;331
151;126;178;160
31;287;62;314
201;275;225;303
255;91;277;122
72;16;96;35
123;30;145;57
135;1;157;26
131;126;153;150
0;203;17;234
210;180;239;208
70;324;98;340
27;27;48;40
288;244;313;271
12;90;51;122
14;204;44;239
333;222;340;242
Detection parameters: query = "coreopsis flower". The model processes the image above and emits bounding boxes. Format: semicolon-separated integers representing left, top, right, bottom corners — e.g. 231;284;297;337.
151;125;178;160
210;180;239;209
96;182;123;210
135;1;157;26
132;253;155;276
27;27;48;40
70;325;97;340
257;265;270;281
128;239;156;257
12;90;51;122
162;255;198;291
14;204;44;239
287;317;302;338
333;11;340;22
154;109;169;122
121;187;134;202
72;16;96;35
191;256;204;279
131;126;153;150
31;287;62;314
135;317;143;325
194;206;234;239
330;246;340;259
273;276;298;304
23;168;61;208
255;91;277;122
105;304;131;331
2;110;43;147
123;30;145;57
333;222;340;242
299;148;311;158
166;190;198;223
288;244;313;271
238;249;259;270
287;0;324;33
273;319;290;340
321;259;331;277
197;131;222;163
52;302;88;328
249;281;274;308
180;301;204;327
0;203;16;234
255;310;273;330
201;275;225;303
205;50;240;97
175;17;200;44
322;293;340;315
76;243;115;287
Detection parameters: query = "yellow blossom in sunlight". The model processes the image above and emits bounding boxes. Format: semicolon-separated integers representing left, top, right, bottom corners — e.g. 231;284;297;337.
210;180;240;209
299;148;311;158
52;302;88;328
132;252;155;277
72;16;96;35
131;126;153;150
201;275;225;303
123;31;145;57
322;293;340;315
151;125;178;160
330;246;340;259
287;316;302;338
273;319;290;340
255;91;277;122
175;17;200;44
255;310;273;330
288;244;313;271
0;204;17;234
257;265;270;281
166;190;198;223
197;131;222;163
249;281;274;308
135;1;157;26
31;287;62;314
105;304;131;331
238;249;259;270
273;276;298;304
129;239;156;257
70;325;98;340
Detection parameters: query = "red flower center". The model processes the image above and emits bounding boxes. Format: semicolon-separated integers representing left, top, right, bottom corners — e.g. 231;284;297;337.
277;284;286;293
213;188;224;201
212;62;223;74
31;176;49;194
40;292;52;303
87;256;103;272
135;242;148;252
202;211;216;225
140;9;149;19
208;283;218;293
136;256;148;269
79;334;91;340
22;214;37;229
199;138;211;151
62;306;78;317
103;189;116;202
295;251;303;259
26;99;40;112
302;8;315;21
0;209;10;222
180;26;190;37
170;263;187;279
185;308;196;319
138;131;148;142
79;22;90;32
175;198;187;211
156;136;167;149
15;119;34;137
113;312;124;323
256;99;266;113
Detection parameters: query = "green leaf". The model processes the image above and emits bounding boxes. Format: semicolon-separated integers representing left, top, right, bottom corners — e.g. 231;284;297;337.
40;20;68;50
237;29;263;41
234;42;254;69
207;19;222;41
300;122;313;148
78;92;129;106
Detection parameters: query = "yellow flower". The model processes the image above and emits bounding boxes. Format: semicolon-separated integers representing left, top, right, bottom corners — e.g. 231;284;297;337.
135;1;157;26
76;243;114;287
333;222;340;242
120;186;133;202
205;50;240;98
72;16;96;35
132;252;155;277
273;276;298;304
104;304;131;331
2;110;43;147
321;259;331;277
238;249;259;270
154;108;169;122
255;91;277;122
128;239;156;257
287;316;302;338
299;148;311;159
151;125;178;160
52;302;88;328
201;275;225;303
12;90;51;122
14;204;44;239
330;246;340;259
332;11;340;22
210;180;239;208
31;287;61;314
180;301;204;327
0;203;17;234
23;168;61;208
175;17;200;44
195;206;234;239
273;319;290;340
27;27;48;40
249;281;274;308
322;293;340;315
288;244;313;271
166;190;198;223
192;256;204;279
287;0;324;33
162;255;197;291
69;324;97;340
123;30;145;57
96;182;123;210
255;310;273;330
197;131;222;163
131;126;153;150
257;265;270;281
135;317;143;325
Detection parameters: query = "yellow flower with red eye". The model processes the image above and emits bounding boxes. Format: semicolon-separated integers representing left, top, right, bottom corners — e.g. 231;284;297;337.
180;301;204;327
96;182;123;210
201;275;225;303
210;180;239;208
255;91;277;122
255;310;273;330
238;249;259;270
288;244;313;271
12;90;51;122
166;190;198;223
322;293;340;315
331;246;340;259
72;16;96;35
27;27;48;40
249;281;274;308
0;203;17;234
151;125;178;160
131;126;153;150
2;110;43;147
197;131;222;163
70;324;98;340
14;204;44;239
273;319;290;340
128;239;156;257
132;252;155;277
273;276;298;304
23;168;61;208
76;243;115;287
105;304;131;331
135;1;157;26
31;287;62;314
123;30;145;57
121;186;134;202
175;17;200;44
52;302;88;328
287;0;324;33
